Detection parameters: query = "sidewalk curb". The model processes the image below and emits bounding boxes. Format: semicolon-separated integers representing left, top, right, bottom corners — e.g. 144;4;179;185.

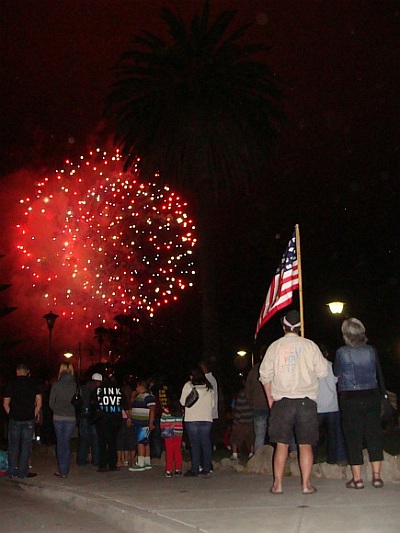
20;481;198;533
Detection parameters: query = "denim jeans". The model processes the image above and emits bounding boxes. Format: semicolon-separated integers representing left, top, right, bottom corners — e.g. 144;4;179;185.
253;409;269;452
53;419;76;476
185;421;212;474
8;419;35;478
314;411;347;464
77;416;99;466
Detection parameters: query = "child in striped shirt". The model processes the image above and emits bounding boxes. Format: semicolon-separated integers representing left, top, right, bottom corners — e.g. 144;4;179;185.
129;379;156;472
160;393;183;477
230;378;254;461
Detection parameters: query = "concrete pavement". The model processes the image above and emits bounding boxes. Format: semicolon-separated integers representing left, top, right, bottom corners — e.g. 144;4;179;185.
1;445;399;533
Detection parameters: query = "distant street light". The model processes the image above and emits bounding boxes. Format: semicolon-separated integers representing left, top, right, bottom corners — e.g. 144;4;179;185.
327;301;345;315
63;343;83;378
236;349;254;368
43;311;59;366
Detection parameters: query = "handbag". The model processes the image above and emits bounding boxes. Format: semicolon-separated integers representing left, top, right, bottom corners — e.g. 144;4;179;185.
376;352;396;430
185;385;199;408
71;384;83;419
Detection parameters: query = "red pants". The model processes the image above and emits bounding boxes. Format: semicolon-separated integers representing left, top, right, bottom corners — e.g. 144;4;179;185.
164;436;183;472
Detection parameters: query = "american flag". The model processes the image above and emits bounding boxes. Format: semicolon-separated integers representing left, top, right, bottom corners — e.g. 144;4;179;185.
255;231;299;338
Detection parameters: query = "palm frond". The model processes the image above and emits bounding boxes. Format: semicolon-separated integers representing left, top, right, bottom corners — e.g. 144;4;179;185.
106;1;284;200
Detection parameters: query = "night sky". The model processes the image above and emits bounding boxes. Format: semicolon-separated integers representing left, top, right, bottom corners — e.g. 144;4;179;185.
0;1;399;387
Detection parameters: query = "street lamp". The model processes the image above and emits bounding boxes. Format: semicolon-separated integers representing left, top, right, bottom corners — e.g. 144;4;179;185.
63;343;83;379
234;350;254;371
326;301;346;348
327;301;345;315
236;349;254;369
43;311;59;366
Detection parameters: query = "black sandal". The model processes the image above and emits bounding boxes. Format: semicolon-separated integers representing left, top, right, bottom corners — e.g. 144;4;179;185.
372;473;384;488
346;478;364;489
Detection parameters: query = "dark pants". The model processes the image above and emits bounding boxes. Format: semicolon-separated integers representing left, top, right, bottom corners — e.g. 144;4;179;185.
7;419;35;478
77;416;99;466
95;414;122;470
313;411;347;463
150;418;162;458
340;393;383;465
253;409;269;452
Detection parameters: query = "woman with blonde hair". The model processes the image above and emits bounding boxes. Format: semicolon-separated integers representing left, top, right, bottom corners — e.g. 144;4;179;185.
334;318;384;490
49;361;77;478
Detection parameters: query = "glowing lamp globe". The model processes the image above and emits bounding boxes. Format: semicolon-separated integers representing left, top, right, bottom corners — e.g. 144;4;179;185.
327;301;345;315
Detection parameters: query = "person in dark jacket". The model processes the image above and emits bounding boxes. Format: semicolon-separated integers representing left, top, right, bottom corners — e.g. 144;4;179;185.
76;373;101;467
91;372;125;472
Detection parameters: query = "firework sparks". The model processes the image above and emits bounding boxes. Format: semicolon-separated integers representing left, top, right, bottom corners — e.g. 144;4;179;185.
16;148;196;329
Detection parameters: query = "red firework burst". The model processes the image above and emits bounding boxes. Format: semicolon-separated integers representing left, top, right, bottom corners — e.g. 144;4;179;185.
16;148;196;328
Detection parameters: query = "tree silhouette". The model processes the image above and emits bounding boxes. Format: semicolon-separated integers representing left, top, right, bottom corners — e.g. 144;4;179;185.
105;2;284;361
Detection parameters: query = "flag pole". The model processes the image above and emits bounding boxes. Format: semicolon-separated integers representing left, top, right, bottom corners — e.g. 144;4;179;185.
295;224;304;337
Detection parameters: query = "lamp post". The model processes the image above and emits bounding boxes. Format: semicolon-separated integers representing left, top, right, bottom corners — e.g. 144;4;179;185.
237;350;254;367
43;311;59;366
234;349;254;374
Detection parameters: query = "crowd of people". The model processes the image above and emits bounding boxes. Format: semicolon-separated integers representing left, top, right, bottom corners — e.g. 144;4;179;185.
0;356;220;480
1;312;391;494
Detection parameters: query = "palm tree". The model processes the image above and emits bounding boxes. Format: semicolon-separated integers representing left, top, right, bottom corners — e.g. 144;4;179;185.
105;1;284;362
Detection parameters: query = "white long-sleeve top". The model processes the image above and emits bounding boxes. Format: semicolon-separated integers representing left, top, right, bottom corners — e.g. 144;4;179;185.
205;372;218;419
180;382;214;422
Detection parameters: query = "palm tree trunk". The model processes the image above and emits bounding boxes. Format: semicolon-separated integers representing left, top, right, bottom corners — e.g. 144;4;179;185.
195;205;221;364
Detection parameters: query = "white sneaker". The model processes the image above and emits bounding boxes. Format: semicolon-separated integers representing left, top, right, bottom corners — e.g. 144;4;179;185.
144;464;152;470
230;454;238;461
